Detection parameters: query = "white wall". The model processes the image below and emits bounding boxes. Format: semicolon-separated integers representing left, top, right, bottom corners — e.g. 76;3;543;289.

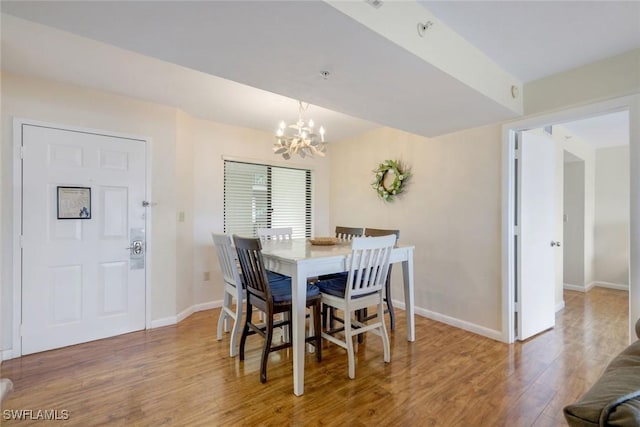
594;146;630;286
563;160;586;286
330;125;503;335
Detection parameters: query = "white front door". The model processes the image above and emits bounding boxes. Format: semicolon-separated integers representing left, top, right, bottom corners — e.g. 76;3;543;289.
21;124;147;355
517;130;556;340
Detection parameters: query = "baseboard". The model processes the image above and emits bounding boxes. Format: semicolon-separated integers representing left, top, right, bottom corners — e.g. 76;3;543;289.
555;300;565;312
563;283;590;292
1;349;15;361
392;299;504;342
564;282;628;292
150;316;177;329
151;300;222;329
591;281;629;291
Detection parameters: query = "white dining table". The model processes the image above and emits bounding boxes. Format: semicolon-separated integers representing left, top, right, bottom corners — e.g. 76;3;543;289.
260;237;415;396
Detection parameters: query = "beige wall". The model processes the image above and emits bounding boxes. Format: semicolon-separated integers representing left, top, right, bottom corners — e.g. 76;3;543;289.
1;72;179;350
0;72;331;353
191;117;331;306
524;49;640;115
1;49;638;353
176;110;195;314
563;160;586;286
594;146;630;286
330;125;503;334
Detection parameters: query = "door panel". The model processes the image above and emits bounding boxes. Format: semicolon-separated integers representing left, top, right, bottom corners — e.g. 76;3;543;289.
517;130;556;340
21;124;146;355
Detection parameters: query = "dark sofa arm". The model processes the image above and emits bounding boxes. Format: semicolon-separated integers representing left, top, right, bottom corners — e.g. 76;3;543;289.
564;333;640;427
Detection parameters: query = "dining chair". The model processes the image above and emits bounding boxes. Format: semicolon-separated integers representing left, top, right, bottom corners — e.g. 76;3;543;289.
233;235;322;383
211;233;245;357
317;234;396;379
334;226;363;241
363;228;400;330
257;227;293;241
212;233;289;357
322;226;364;328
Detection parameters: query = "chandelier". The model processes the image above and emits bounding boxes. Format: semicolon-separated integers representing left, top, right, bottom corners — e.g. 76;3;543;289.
274;101;326;160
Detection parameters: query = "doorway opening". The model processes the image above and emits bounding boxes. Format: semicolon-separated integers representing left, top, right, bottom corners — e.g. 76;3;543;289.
502;98;635;344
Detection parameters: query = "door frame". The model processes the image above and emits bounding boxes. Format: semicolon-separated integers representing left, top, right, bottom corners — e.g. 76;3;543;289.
12;118;153;358
502;95;639;344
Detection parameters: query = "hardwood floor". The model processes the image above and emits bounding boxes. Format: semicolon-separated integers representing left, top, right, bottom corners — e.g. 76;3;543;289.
0;287;629;426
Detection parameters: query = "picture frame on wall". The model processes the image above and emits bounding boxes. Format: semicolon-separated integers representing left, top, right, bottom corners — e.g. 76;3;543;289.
57;186;92;219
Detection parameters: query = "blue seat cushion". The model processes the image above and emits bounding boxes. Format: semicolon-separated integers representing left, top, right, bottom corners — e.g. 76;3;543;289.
269;279;321;303
318;272;348;281
267;270;289;283
239;270;288;288
317;275;376;299
317;276;348;298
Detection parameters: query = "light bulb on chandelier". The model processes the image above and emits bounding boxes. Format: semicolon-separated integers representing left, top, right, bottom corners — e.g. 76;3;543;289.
274;101;326;160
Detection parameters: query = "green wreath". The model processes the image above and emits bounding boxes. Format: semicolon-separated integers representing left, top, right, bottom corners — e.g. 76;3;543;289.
372;160;411;201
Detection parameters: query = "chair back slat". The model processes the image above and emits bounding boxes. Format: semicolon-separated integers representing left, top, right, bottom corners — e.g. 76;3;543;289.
233;235;271;301
335;226;363;240
346;235;396;299
211;233;242;288
257;227;293;241
363;228;400;242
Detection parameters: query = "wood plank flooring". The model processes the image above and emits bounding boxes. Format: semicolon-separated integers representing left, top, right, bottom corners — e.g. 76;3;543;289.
0;287;629;426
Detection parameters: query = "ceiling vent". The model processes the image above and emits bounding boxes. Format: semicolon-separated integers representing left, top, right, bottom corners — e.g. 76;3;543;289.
365;0;383;9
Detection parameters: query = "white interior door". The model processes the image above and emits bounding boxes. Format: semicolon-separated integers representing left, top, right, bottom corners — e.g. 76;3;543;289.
21;124;147;355
517;130;556;340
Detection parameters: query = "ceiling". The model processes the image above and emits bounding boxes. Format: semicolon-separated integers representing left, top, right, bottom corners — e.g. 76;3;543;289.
1;1;638;144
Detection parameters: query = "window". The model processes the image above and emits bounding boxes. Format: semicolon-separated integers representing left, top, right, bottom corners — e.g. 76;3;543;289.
224;160;312;238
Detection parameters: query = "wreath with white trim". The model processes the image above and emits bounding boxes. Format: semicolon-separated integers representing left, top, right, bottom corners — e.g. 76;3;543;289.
372;160;411;201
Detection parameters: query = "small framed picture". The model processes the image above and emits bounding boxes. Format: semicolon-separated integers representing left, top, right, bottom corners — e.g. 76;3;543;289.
57;186;92;219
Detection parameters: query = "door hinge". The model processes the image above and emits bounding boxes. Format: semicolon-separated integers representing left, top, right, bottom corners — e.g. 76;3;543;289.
19;324;23;337
19;235;24;248
513;225;520;235
514;302;520;312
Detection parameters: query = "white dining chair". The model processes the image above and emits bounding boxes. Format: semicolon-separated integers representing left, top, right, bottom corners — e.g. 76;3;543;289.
317;234;396;379
257;227;293;241
211;232;245;357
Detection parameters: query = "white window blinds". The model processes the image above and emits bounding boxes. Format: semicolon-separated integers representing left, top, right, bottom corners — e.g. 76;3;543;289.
224;160;312;238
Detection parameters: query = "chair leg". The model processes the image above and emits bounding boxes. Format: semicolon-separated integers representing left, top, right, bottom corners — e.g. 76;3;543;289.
261;310;274;384
345;312;356;379
356;308;366;344
229;295;243;357
322;304;328;329
386;283;395;331
313;301;322;362
239;302;253;361
217;291;232;340
379;300;390;363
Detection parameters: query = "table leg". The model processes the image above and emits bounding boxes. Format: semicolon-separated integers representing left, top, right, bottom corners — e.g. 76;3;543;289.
402;250;415;342
292;267;306;396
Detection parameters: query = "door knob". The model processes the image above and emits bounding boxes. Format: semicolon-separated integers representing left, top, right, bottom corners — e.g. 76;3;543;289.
126;240;143;254
550;241;561;247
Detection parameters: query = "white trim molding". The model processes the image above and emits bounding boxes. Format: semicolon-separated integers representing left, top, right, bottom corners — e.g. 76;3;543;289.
151;300;222;329
393;299;503;342
591;281;629;291
502;95;638;344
